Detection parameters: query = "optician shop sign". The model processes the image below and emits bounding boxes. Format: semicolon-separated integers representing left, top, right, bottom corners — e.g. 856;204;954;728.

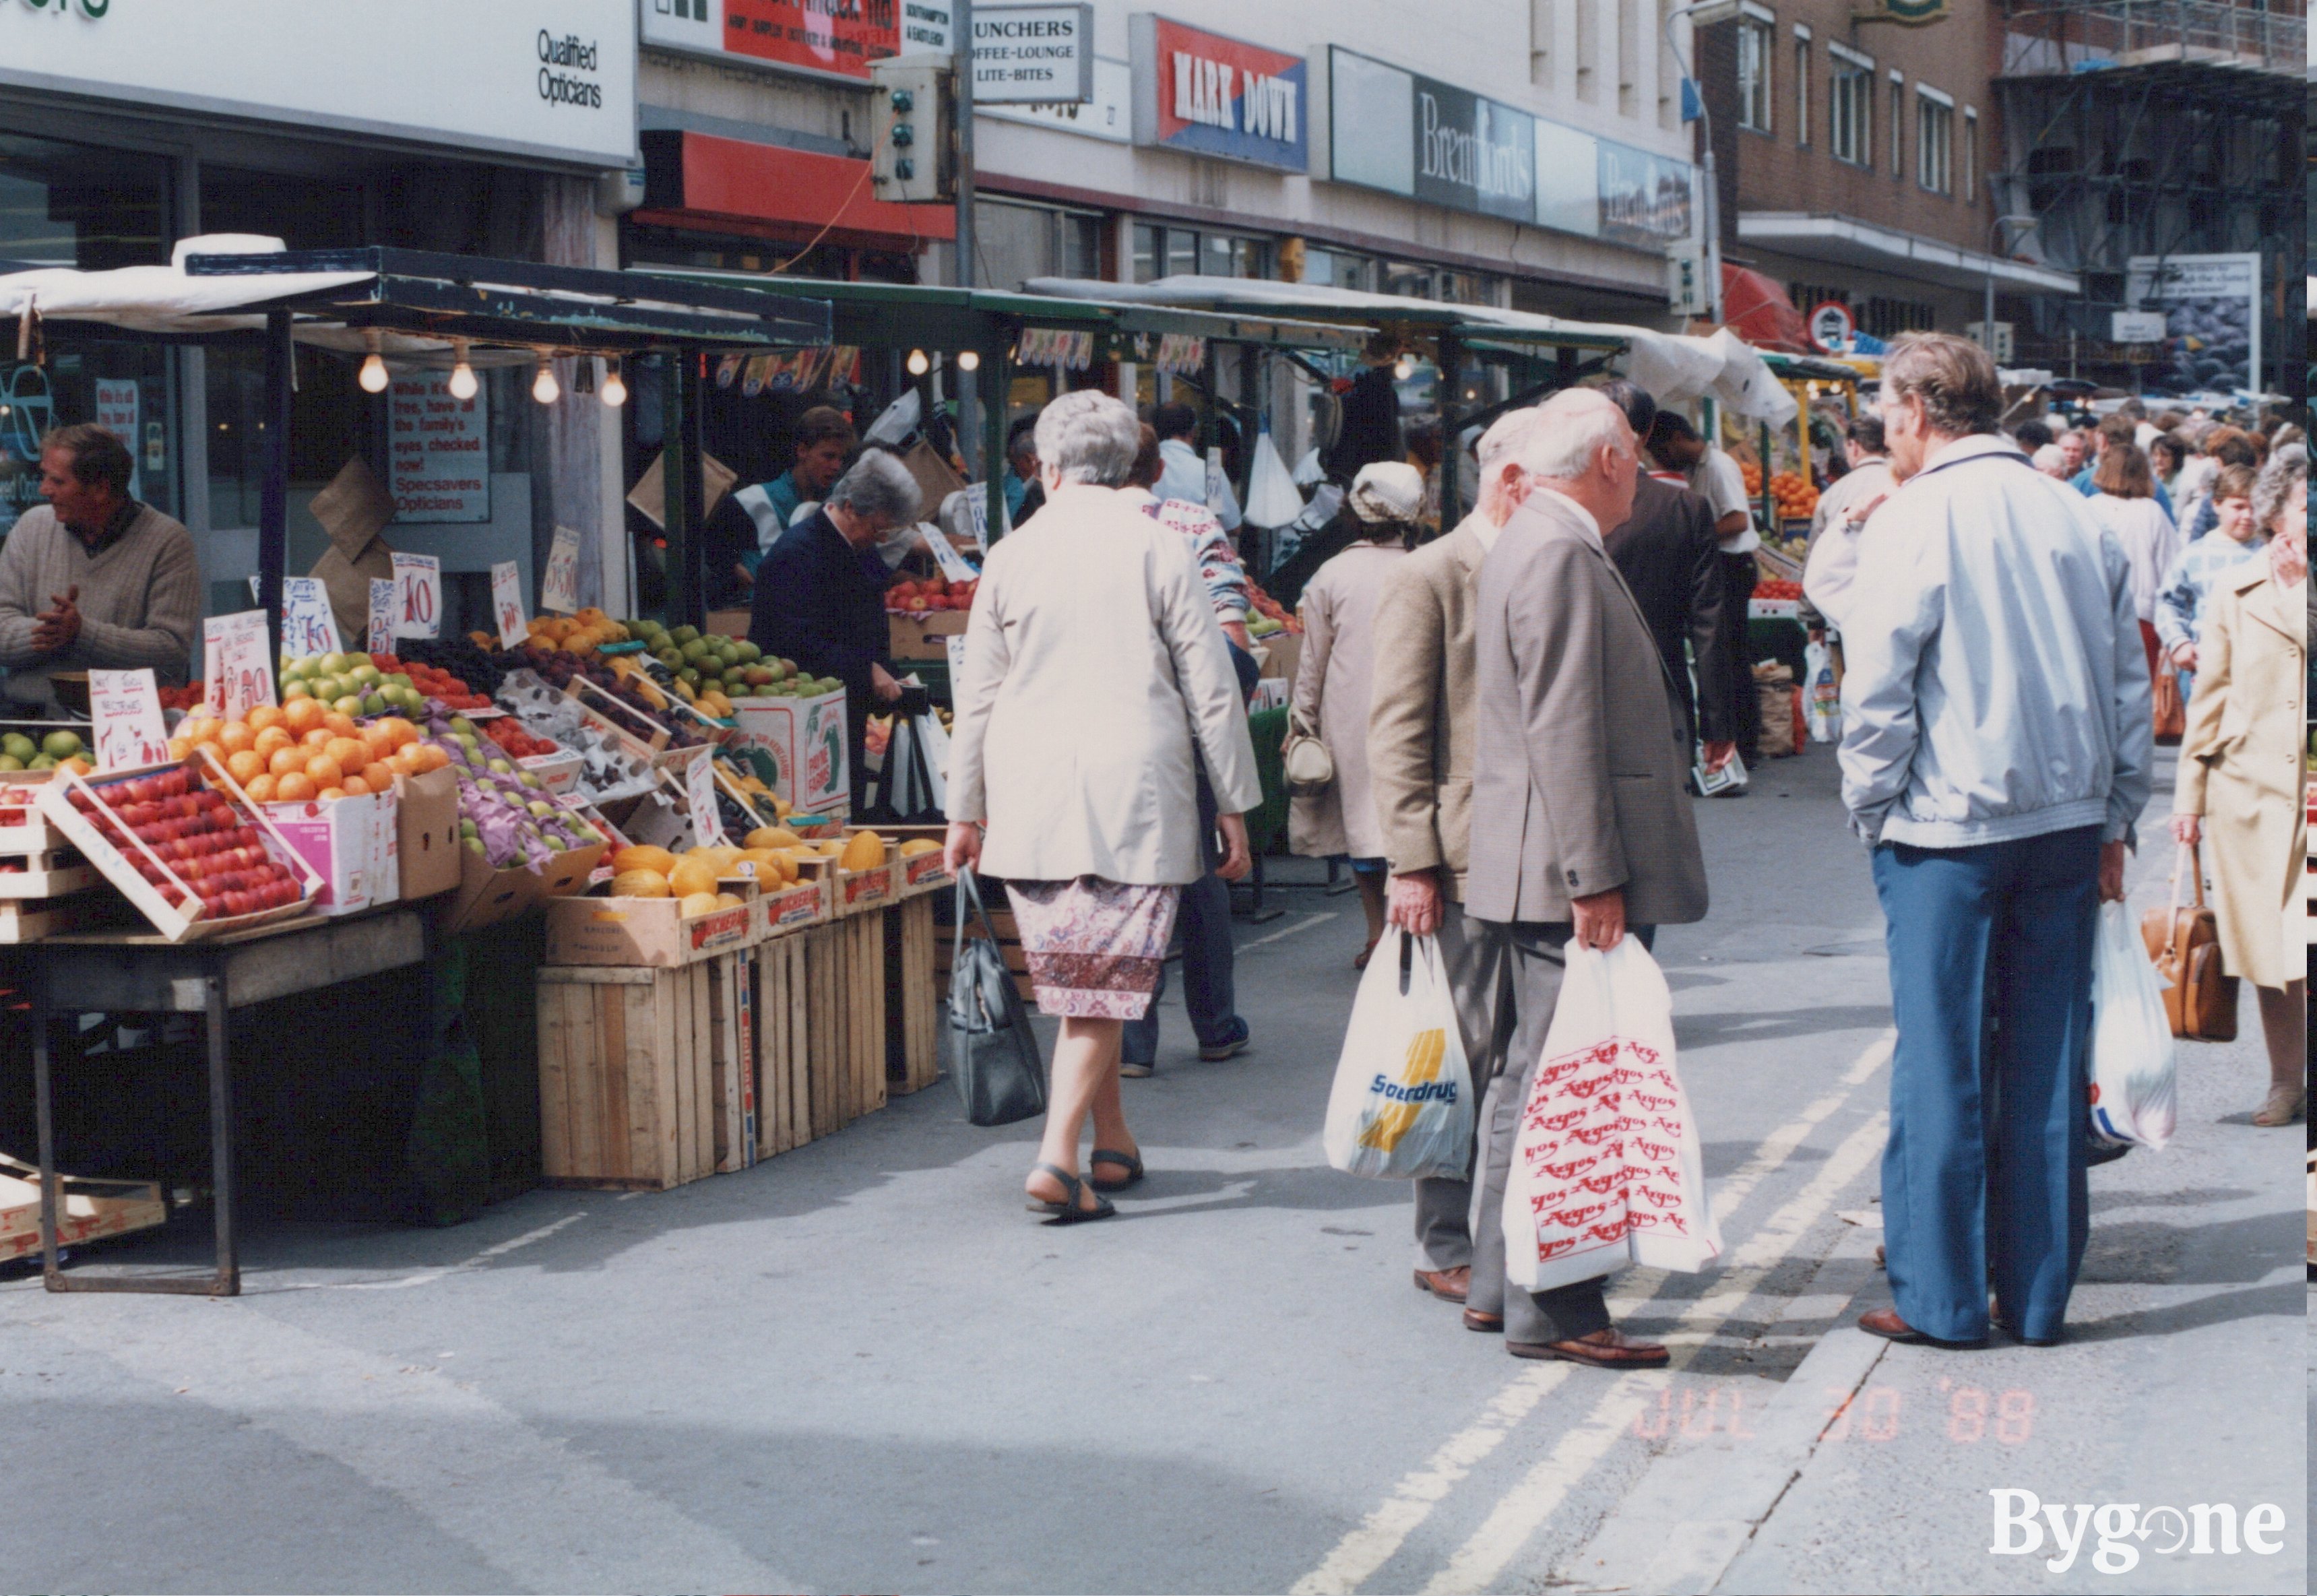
0;0;636;167
1331;48;1693;249
1129;15;1308;173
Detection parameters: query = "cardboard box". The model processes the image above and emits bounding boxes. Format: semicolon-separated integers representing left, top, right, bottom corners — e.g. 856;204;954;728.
517;749;585;796
2;1155;166;1263
259;790;398;916
887;610;972;662
543;877;763;967
729;690;849;819
395;765;462;900
438;835;606;936
1258;631;1301;683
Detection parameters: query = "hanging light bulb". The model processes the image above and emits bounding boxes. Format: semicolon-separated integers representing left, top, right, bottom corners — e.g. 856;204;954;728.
532;351;561;406
447;338;478;402
906;348;930;377
1394;355;1416;381
955;348;980;372
600;354;628;408
358;329;389;393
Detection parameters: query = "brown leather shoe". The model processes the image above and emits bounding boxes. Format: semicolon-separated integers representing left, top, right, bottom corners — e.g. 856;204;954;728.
1858;1306;1986;1348
1507;1328;1670;1368
1462;1308;1504;1333
1414;1266;1471;1304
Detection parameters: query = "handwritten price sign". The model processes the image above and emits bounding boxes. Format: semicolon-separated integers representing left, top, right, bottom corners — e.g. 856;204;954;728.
367;578;395;656
203;610;276;720
684;749;726;849
89;668;170;770
247;575;341;658
391;552;441;640
540;524;582;615
491;561;528;650
924;525;981;585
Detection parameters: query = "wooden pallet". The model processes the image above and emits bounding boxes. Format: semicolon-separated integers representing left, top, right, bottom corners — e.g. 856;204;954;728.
536;960;724;1190
885;893;942;1095
932;901;1036;1002
0;845;97;899
753;930;812;1158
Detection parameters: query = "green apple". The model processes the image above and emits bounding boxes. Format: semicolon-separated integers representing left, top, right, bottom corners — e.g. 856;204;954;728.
360;693;386;715
1;732;34;761
40;730;82;759
0;755;22;772
332;695;364;716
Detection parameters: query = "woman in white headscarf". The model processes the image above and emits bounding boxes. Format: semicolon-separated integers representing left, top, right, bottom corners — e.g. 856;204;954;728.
1288;461;1430;967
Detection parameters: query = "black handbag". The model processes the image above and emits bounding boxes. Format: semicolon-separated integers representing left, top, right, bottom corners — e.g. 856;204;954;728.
947;870;1048;1126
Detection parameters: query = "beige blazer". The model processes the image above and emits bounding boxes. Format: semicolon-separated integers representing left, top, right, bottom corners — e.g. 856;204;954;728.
946;483;1262;886
1465;490;1709;928
1289;540;1406;860
2172;563;2307;989
1366;514;1488;899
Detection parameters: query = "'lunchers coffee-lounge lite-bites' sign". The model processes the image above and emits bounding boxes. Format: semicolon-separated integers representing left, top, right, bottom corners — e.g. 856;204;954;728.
1330;48;1692;248
1129;15;1307;173
1;0;635;166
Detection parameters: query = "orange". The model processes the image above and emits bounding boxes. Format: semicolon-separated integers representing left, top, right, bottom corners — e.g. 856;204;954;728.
379;716;418;748
178;716;218;746
323;736;369;772
225;749;267;785
339;775;370;797
243;773;278;803
321;711;358;740
267;745;305;777
282;699;324;734
360;723;396;759
166;737;193;761
216;722;257;755
275;772;316;802
301;727;332;748
359;761;396;790
253;726;294;759
303;754;344;789
245;705;286;733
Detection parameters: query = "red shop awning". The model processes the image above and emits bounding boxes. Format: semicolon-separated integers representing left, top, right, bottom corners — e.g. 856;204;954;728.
639;130;955;250
1720;264;1812;354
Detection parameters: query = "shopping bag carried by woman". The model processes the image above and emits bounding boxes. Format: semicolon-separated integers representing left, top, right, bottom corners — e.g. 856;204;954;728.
2140;843;2237;1042
2089;899;2177;1149
1322;926;1474;1180
947;870;1047;1127
1501;939;1723;1293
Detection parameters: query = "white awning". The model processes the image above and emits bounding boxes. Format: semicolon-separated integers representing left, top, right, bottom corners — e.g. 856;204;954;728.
1737;213;2081;296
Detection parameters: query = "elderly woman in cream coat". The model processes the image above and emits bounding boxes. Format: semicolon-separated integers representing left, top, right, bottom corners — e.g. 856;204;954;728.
945;391;1263;1223
2170;443;2307;1125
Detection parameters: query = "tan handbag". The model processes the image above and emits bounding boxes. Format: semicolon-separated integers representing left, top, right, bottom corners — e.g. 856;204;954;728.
1281;714;1335;798
2151;668;2184;744
2139;843;2238;1042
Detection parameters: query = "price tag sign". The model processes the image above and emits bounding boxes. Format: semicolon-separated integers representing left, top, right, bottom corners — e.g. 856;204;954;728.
684;750;726;848
924;525;981;585
282;576;342;657
88;668;169;769
540;524;583;615
490;561;528;650
391;552;442;639
945;634;969;680
202;610;276;720
965;492;990;552
367;578;396;656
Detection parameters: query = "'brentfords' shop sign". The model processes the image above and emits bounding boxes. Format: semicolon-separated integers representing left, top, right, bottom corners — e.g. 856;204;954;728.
1329;47;1694;249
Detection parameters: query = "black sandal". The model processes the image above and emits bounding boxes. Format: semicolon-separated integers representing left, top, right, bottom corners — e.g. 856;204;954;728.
1088;1147;1144;1193
1025;1163;1116;1225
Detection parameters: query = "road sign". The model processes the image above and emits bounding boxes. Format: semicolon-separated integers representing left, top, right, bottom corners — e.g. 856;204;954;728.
1808;302;1855;354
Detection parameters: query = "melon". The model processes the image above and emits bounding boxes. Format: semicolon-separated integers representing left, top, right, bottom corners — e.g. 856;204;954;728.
611;845;677;877
744;826;804;850
678;891;722;919
611;869;672;899
839;830;885;870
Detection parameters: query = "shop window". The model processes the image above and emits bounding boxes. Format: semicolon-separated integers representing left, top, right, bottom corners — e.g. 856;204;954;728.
1132;222;1161;284
1737;17;1774;134
1860;296;1936;338
1963;109;1978;203
1889;78;1905;178
1916;94;1953;195
1830;59;1871;166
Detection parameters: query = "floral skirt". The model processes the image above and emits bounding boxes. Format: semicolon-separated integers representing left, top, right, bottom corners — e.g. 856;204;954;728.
1004;876;1181;1020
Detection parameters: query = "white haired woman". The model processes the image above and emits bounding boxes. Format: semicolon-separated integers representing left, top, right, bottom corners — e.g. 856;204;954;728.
2169;443;2308;1125
1289;461;1428;967
945;391;1263;1223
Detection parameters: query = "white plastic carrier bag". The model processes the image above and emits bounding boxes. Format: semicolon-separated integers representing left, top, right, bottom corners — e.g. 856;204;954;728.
1804;639;1841;742
1322;927;1475;1180
1502;939;1723;1292
2088;900;2177;1149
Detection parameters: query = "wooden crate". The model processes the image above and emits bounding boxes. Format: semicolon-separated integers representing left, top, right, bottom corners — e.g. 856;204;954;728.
1;1155;166;1263
885;892;943;1095
0;845;98;899
932;899;1036;1002
799;909;889;1139
753;928;813;1158
536;961;724;1190
707;950;756;1173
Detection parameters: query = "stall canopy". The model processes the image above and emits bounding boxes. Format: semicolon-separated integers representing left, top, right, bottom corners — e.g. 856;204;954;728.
1;238;831;643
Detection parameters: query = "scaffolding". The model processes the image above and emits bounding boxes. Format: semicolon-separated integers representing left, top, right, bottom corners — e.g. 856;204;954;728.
1990;0;2304;390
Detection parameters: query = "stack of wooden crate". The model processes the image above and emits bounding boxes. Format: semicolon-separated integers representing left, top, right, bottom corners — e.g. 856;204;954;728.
0;773;110;943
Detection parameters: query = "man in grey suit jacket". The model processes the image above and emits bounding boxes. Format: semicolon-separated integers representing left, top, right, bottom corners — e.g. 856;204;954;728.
1465;387;1711;1369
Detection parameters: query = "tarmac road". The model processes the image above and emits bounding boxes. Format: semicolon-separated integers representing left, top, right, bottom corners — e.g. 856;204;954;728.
0;745;2300;1594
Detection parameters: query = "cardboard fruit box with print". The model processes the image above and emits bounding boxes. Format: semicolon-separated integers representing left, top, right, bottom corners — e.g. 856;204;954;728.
729;687;849;820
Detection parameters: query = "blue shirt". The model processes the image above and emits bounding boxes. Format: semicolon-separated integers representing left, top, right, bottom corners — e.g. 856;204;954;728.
2072;462;2173;521
2152;531;2266;653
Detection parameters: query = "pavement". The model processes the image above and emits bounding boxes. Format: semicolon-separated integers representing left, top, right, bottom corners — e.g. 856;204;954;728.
1;743;2302;1594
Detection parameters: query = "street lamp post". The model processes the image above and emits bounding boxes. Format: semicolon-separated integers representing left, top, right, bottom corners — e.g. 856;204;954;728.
1664;1;1740;325
1983;214;2041;367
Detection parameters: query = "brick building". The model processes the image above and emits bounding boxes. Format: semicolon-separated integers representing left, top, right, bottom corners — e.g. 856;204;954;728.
1696;0;2076;345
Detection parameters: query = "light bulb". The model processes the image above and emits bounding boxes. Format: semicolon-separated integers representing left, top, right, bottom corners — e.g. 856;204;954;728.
906;348;930;376
600;356;628;408
532;354;560;406
955;348;980;372
1394;356;1416;381
448;362;478;401
358;352;388;393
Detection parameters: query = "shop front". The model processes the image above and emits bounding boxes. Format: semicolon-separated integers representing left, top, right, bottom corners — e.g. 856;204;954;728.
0;1;639;643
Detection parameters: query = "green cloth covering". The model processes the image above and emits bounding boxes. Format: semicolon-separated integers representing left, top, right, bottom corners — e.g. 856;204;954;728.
404;936;489;1227
1246;705;1288;856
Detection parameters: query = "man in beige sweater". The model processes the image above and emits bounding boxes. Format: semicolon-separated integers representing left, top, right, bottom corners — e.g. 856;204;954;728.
0;424;200;713
1366;405;1550;1314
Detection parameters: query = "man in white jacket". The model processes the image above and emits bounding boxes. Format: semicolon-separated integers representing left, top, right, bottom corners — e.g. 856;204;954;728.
1151;402;1242;532
1839;333;2151;1351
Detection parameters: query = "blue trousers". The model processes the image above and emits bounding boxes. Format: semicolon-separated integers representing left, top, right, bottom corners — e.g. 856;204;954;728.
1871;825;2099;1343
1122;870;1240;1060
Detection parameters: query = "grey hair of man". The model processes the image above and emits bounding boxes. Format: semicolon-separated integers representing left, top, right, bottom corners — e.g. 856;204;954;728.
823;447;924;528
2252;441;2306;534
1500;387;1635;481
1034;390;1143;486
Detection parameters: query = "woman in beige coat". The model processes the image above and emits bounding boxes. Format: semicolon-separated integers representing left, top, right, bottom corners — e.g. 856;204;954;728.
945;391;1263;1221
2170;443;2306;1124
1289;463;1426;967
